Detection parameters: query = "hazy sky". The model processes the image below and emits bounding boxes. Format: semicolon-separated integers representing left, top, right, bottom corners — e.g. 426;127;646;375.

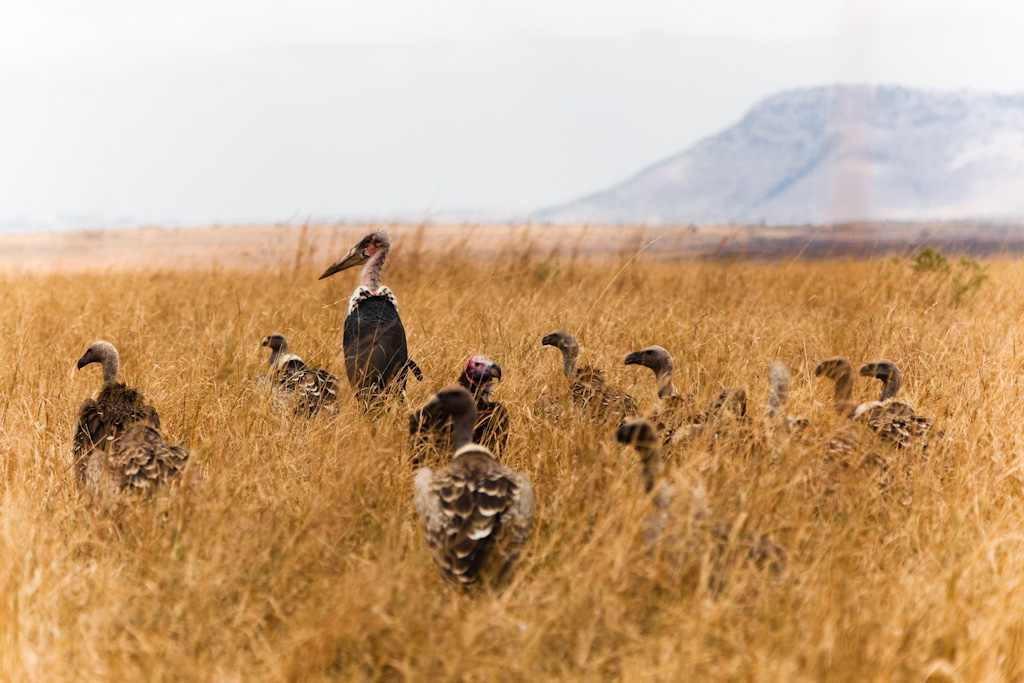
2;0;1023;230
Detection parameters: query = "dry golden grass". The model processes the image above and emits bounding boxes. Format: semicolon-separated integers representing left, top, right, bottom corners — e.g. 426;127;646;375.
0;227;1022;681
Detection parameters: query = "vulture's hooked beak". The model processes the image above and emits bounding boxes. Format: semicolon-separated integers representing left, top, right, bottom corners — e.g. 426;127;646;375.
319;244;367;280
624;351;642;366
483;363;502;382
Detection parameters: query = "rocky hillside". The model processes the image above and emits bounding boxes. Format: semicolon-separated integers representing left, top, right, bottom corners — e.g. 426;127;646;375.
540;85;1024;225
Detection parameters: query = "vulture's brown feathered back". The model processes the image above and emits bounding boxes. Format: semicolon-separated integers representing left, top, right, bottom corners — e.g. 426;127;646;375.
72;341;192;505
262;333;341;417
412;386;534;587
542;330;638;421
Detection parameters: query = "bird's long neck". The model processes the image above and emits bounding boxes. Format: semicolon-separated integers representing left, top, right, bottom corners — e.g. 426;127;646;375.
450;406;478;453
561;344;578;378
360;248;388;292
879;370;902;401
832;367;856;416
640;446;663;494
101;348;120;384
654;362;676;399
768;383;788;418
268;341;289;368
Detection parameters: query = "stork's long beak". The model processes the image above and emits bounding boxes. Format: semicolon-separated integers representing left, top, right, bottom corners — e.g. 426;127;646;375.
318;244;367;280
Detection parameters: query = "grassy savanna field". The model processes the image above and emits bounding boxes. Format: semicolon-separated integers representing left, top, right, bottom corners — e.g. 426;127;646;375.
0;225;1022;681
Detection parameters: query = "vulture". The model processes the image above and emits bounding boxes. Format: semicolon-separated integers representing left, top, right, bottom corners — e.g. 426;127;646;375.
624;345;696;441
542;330;638;421
813;357;860;418
814;356;933;448
811;356;867;456
624;345;748;445
616;419;784;572
614;419;675;545
856;360;934;447
413;386;534;587
319;230;421;406
71;341;191;504
409;355;510;462
261;333;341;416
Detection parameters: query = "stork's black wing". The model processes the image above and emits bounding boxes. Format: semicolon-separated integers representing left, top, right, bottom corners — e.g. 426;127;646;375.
343;295;409;402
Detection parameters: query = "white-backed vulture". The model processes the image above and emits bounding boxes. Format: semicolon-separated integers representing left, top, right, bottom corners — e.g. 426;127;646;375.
72;341;191;504
319;230;421;407
409;355;510;463
856;360;934;447
261;333;340;417
413;386;534;587
542;330;638;421
812;357;868;456
622;345;750;447
624;345;697;442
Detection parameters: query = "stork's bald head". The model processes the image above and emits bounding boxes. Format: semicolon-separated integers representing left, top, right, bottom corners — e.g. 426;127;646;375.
319;230;392;280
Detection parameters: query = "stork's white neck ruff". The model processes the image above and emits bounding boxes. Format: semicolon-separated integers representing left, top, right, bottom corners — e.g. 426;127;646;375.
347;285;399;315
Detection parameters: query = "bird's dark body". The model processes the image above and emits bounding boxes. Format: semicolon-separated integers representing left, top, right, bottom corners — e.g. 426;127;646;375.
343;295;410;400
72;383;155;487
73;382;190;500
409;399;510;465
275;357;340;417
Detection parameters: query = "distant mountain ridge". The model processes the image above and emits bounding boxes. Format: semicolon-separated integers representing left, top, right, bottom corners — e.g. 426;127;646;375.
540;85;1024;225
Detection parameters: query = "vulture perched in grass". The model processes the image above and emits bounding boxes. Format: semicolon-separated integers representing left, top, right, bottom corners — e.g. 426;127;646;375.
614;419;676;545
856;360;934;447
615;419;784;572
624;345;749;446
409;355;510;462
261;333;341;416
542;330;638;421
413;386;534;587
624;345;696;441
812;356;867;456
72;341;191;504
813;357;859;418
319;230;421;407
